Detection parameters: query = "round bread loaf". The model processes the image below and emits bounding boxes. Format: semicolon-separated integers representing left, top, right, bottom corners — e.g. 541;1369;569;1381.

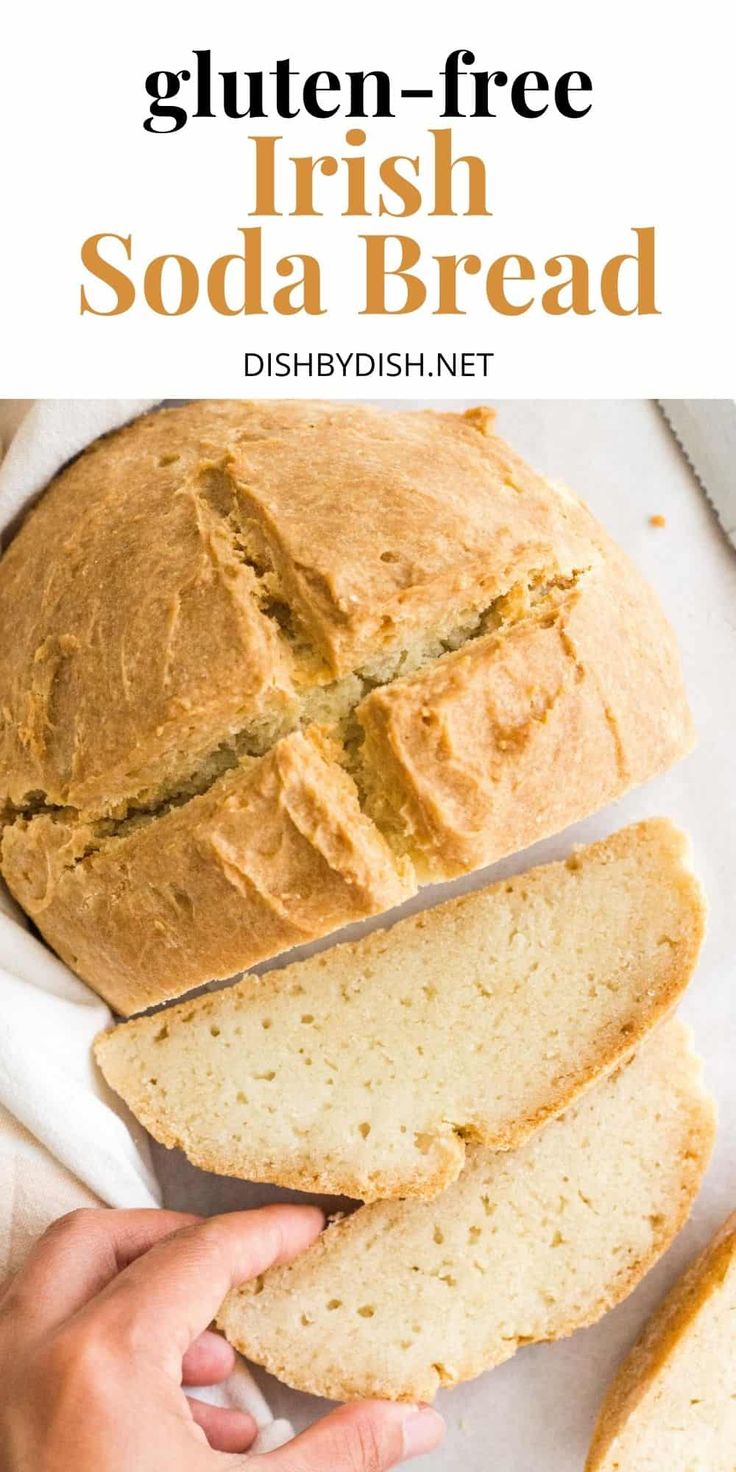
0;401;693;1014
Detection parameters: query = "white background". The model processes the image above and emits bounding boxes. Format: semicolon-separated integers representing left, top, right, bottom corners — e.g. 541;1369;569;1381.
1;0;735;396
154;399;736;1472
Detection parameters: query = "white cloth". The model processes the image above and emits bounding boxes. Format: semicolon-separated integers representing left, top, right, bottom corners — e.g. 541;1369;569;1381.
0;401;292;1456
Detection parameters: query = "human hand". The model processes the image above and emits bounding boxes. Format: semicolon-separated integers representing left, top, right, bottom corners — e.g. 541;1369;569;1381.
0;1206;444;1471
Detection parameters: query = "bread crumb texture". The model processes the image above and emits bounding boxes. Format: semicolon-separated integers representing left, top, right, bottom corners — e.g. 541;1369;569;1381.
217;1020;715;1402
0;402;693;1013
95;820;705;1201
586;1211;736;1471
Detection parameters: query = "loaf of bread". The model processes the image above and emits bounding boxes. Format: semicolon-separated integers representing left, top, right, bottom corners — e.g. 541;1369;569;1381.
0;401;693;1014
586;1211;736;1471
218;1020;714;1402
95;820;705;1201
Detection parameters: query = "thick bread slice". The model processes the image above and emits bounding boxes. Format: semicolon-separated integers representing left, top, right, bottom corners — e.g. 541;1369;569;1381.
0;402;693;1013
217;1021;715;1403
95;821;705;1198
586;1212;736;1471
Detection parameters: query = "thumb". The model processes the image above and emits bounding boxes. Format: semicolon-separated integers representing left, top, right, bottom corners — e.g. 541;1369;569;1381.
250;1401;445;1470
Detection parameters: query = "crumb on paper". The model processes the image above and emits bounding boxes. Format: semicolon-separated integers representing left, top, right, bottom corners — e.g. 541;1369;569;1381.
649;514;667;528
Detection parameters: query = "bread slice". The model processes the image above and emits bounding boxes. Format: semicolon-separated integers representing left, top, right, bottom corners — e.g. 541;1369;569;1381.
586;1212;736;1471
217;1020;715;1403
0;401;693;1014
95;820;704;1201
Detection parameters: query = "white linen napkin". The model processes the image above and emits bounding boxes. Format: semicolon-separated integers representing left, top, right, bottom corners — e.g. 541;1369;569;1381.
0;400;293;1455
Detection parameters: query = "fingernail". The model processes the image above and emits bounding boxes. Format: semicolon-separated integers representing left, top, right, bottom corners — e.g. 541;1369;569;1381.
401;1405;445;1461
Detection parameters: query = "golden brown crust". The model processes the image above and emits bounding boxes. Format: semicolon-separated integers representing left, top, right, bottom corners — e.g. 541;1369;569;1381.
222;403;593;675
586;1212;736;1471
0;404;301;819
0;402;693;1011
1;729;410;1015
0;400;593;817
357;524;692;878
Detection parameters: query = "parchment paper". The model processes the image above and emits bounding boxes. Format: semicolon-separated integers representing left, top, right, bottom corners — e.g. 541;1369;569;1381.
155;399;736;1472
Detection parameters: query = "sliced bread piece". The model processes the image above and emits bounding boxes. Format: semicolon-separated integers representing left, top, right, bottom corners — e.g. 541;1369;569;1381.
217;1020;715;1403
95;820;705;1202
586;1211;736;1471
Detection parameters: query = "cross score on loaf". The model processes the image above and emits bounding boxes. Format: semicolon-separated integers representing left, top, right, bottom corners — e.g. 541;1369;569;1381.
0;401;693;1014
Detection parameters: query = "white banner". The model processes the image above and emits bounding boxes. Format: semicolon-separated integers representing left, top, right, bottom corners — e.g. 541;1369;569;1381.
0;0;733;396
